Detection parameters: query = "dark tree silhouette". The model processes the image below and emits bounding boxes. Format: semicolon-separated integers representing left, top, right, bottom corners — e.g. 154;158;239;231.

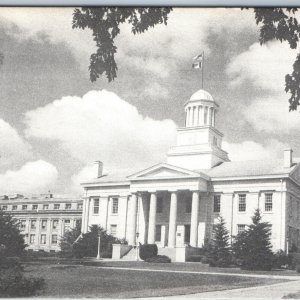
253;8;300;111
0;209;26;256
72;7;172;82
206;216;232;267
233;209;273;270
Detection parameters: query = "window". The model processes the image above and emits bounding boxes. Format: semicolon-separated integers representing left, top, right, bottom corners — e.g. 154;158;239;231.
156;197;163;213
32;204;38;210
40;234;46;245
237;224;246;234
110;225;117;237
93;199;99;214
65;203;71;210
30;234;35;244
43;204;49;210
30;220;36;230
54;204;60;210
52;219;58;229
2;205;7;211
64;220;71;232
155;225;162;241
22;205;27;211
184;224;191;244
51;234;58;244
238;194;246;212
213;195;221;213
112;198;119;214
185;197;192;213
20;220;26;230
12;205;17;211
265;193;273;212
77;203;83;210
41;220;47;230
289;197;293;218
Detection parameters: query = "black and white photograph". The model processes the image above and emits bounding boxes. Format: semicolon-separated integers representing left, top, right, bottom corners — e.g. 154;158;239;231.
1;6;300;298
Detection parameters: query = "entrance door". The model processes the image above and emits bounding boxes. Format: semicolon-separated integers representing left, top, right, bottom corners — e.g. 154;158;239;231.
184;225;191;245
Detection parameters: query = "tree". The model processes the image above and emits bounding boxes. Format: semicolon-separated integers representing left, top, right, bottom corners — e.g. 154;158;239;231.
72;7;172;82
252;8;300;111
233;209;273;271
206;216;232;267
0;209;26;256
59;221;82;257
72;225;127;258
0;209;45;297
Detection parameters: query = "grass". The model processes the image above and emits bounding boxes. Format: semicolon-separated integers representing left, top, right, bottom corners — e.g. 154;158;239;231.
24;263;285;298
283;291;300;299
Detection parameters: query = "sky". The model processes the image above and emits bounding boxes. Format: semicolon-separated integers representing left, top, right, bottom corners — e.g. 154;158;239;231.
1;7;300;196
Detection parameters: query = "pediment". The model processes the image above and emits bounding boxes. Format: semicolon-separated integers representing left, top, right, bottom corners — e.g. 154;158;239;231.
127;163;203;180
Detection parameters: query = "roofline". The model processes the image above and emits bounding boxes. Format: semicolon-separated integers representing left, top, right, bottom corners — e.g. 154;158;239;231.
210;173;290;182
81;181;130;187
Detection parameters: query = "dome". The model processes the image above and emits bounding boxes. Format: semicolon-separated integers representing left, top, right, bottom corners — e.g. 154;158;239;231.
190;89;214;102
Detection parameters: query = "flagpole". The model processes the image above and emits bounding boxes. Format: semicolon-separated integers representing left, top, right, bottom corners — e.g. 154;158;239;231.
202;51;204;89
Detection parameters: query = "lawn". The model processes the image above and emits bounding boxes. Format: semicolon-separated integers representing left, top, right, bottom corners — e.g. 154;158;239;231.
24;263;285;298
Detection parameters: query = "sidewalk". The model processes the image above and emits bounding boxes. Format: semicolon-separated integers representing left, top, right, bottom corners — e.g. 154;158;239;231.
169;279;300;299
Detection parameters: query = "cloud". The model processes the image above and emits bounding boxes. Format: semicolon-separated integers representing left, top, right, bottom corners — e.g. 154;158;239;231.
241;94;300;133
0;119;32;170
0;160;58;195
24;90;177;176
144;82;170;99
0;7;95;70
226;41;297;92
223;139;287;161
0;7;256;79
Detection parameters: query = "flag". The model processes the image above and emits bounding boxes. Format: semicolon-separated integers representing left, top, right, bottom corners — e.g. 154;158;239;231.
192;53;203;69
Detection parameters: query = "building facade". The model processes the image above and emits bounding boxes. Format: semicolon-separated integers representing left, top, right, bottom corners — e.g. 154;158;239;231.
81;89;300;254
0;193;83;252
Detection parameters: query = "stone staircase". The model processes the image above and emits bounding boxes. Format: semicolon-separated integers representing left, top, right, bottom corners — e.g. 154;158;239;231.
121;247;138;261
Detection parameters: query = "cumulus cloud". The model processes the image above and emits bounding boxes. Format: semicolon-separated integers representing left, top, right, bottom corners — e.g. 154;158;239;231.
0;118;32;170
24;90;177;177
144;82;170;100
226;41;297;92
0;160;58;195
223;139;287;161
241;94;300;133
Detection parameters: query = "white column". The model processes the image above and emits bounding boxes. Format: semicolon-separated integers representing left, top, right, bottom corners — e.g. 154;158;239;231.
148;192;157;244
212;109;215;127
194;106;199;126
199;105;203;125
168;192;178;248
128;193;138;245
103;197;109;230
204;106;208;125
208;107;212;126
190;191;199;247
84;198;91;233
185;110;188;127
187;107;191;127
191;107;195;127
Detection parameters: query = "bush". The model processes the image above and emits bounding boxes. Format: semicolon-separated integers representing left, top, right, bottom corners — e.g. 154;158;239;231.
139;244;158;261
272;250;291;269
296;264;300;273
145;255;171;263
0;257;45;297
187;255;203;262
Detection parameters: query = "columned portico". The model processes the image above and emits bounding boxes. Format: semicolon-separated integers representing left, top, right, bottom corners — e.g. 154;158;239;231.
168;191;178;247
190;191;199;247
148;192;157;244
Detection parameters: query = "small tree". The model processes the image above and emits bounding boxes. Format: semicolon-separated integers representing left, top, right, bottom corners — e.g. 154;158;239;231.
72;225;127;259
206;216;232;267
59;221;82;257
0;209;26;256
233;209;273;271
0;209;45;297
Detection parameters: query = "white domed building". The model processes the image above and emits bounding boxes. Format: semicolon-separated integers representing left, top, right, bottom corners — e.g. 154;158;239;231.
81;89;300;261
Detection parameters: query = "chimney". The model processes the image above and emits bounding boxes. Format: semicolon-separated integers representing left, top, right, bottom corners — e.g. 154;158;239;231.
284;148;293;168
95;161;103;178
